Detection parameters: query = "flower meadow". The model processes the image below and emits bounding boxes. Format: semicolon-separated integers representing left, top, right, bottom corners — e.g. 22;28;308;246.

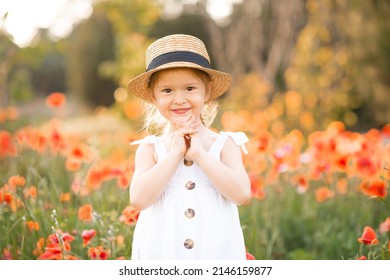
0;93;389;260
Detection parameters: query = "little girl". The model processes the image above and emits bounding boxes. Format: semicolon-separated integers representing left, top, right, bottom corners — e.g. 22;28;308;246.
127;34;251;260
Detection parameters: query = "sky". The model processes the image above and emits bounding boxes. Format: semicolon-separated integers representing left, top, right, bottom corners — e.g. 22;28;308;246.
0;0;93;47
0;0;241;48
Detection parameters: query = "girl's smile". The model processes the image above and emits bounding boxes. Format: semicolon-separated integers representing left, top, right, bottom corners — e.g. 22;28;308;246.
171;107;192;115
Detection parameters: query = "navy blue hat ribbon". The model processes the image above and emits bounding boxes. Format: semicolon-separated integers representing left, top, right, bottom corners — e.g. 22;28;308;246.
146;51;210;72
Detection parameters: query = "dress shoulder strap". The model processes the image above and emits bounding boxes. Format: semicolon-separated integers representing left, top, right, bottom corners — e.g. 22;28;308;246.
209;131;249;159
130;135;167;160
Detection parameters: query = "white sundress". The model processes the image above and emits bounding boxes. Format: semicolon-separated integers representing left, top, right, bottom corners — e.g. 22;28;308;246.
130;131;249;260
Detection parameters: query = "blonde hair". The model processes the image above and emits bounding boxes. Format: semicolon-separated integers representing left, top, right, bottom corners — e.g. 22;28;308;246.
142;68;220;135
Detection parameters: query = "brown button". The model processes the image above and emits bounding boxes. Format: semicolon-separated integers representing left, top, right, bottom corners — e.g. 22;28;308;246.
184;159;194;166
185;181;195;190
184;239;194;249
184;208;195;219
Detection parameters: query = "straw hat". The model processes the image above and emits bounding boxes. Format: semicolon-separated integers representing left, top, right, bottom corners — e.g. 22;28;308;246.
127;34;231;103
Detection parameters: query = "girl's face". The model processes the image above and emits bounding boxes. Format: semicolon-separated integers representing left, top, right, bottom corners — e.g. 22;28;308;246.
151;68;210;126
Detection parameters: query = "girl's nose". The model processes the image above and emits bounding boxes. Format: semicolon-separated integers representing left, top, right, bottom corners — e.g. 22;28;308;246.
173;91;186;104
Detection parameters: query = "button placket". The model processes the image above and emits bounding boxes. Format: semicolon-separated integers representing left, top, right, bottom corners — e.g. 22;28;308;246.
183;170;196;251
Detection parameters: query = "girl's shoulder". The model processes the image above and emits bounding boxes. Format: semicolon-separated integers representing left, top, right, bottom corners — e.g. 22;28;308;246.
130;135;158;146
213;131;249;155
130;135;160;162
220;131;249;142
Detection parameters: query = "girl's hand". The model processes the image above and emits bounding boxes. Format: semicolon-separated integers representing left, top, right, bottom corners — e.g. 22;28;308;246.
185;132;206;162
178;116;205;161
169;115;199;157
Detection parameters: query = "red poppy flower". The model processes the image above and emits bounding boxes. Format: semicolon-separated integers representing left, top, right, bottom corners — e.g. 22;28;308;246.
38;249;62;260
335;156;348;171
88;246;110;260
59;192;71;203
39;232;75;260
8;175;25;188
46;92;66;108
119;206;140;225
33;238;45;257
25;220;40;232
249;173;265;200
0;131;17;157
295;175;309;193
65;157;82;172
246;251;255;260
4;192;12;204
2;248;13;260
356;156;378;178
49;127;66;151
60;232;75;243
256;132;272;152
379;217;390;234
78;204;93;222
82;229;97;246
315;187;334;203
358;226;379;245
24;185;37;198
360;180;387;198
48;232;74;251
381;124;390;137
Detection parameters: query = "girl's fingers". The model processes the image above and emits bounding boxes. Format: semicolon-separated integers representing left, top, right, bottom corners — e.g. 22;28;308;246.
177;124;198;135
175;115;202;130
182;128;198;136
172;129;198;141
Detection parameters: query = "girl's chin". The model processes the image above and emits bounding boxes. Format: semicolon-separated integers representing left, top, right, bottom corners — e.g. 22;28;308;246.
171;113;193;123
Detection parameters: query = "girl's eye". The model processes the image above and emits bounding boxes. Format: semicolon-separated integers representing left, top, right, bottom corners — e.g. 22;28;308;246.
186;87;195;92
162;89;172;94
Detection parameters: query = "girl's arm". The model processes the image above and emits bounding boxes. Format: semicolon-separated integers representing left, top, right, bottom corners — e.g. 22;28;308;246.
190;136;252;205
129;121;197;210
129;142;182;210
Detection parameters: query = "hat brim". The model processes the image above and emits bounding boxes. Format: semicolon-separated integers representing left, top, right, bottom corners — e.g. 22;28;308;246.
127;62;231;103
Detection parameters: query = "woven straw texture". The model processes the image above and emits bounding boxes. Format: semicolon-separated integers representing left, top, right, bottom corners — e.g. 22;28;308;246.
127;34;231;103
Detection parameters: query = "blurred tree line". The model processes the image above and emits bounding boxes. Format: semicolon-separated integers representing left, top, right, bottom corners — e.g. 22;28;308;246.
0;0;389;131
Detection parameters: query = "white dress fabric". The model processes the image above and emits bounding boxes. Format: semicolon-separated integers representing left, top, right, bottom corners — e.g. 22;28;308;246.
130;131;249;260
